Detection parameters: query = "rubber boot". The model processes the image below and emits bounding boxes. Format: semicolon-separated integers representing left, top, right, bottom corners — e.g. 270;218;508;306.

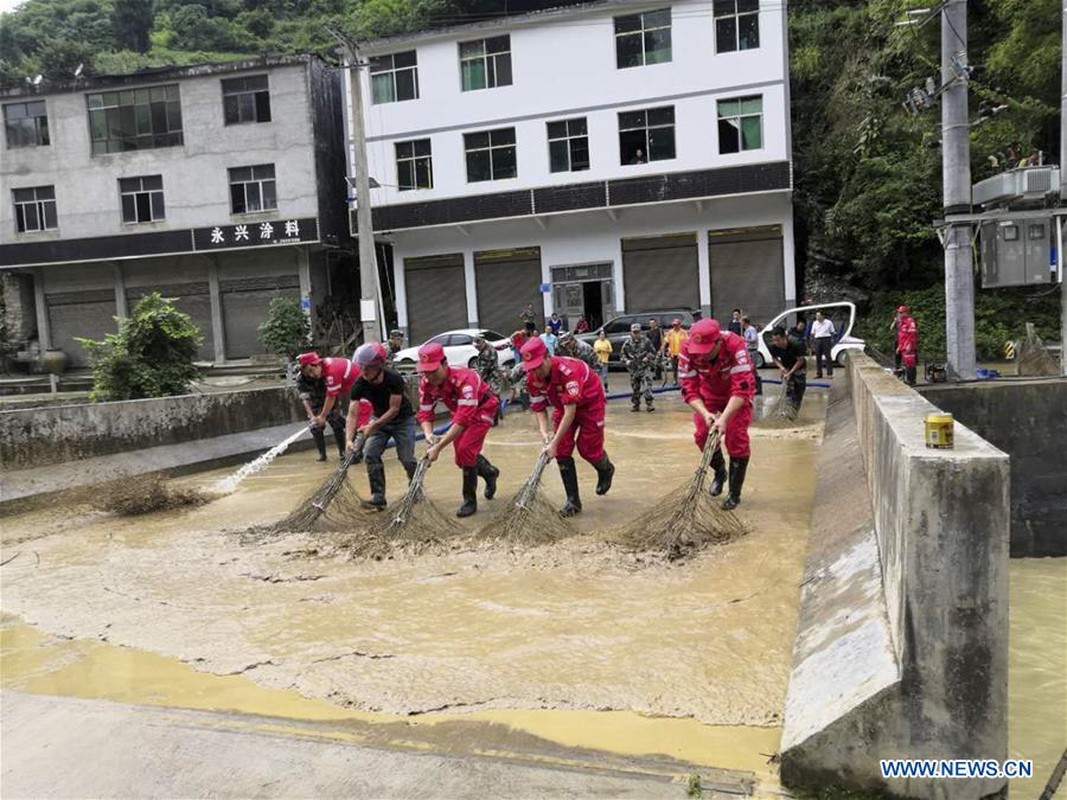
722;457;749;511
558;457;582;517
366;463;387;509
646;394;655;413
456;467;478;518
631;401;641;412
591;454;615;496
310;426;327;461
476;454;499;500
708;449;727;497
331;425;347;461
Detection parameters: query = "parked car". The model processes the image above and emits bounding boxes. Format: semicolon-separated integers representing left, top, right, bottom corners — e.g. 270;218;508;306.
755;301;866;369
392;329;515;372
576;309;697;368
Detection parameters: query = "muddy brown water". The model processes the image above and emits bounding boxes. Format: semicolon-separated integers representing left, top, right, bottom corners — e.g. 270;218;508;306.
2;391;1063;796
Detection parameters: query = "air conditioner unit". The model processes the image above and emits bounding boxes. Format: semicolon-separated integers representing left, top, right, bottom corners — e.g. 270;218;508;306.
972;167;1059;208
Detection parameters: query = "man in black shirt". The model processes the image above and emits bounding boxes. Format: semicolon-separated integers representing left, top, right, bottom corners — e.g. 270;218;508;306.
346;342;417;509
768;326;807;414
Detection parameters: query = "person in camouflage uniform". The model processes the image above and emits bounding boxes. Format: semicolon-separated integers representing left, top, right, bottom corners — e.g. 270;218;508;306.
556;331;599;371
472;334;510;412
620;323;656;412
385;329;405;363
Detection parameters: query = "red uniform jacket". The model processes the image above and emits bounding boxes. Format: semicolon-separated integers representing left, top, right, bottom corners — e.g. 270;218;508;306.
527;356;603;413
321;357;359;397
678;332;756;405
417;366;492;427
897;315;918;355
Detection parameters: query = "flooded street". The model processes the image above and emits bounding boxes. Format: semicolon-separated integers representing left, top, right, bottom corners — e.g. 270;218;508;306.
2;390;1063;796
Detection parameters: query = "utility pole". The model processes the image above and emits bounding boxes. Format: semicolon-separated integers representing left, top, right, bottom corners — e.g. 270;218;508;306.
941;0;976;380
339;36;382;345
1060;0;1066;376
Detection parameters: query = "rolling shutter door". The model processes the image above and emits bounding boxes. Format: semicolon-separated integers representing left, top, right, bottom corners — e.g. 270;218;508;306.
622;233;699;312
220;274;300;359
404;253;467;343
709;226;785;325
46;289;117;368
475;247;542;335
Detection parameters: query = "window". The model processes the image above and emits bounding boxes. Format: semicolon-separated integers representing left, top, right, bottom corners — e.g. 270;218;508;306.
87;85;183;155
1003;225;1019;241
714;0;760;53
464;128;517;182
12;186;57;233
614;8;672;69
618;106;675;165
4;101;49;148
718;96;763;153
229;164;277;214
449;334;473;346
370;51;419;104
459;35;512;92
222;75;271;125
547;118;589;173
119;175;165;223
395;139;433;191
1028;224;1046;240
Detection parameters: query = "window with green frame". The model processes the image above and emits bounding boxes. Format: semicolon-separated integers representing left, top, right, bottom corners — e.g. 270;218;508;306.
717;96;762;153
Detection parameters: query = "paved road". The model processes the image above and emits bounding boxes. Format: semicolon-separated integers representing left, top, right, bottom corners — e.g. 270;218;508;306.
1;692;749;799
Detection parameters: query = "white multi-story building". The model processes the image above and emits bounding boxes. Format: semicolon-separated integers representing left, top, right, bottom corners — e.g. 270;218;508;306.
0;55;347;367
347;0;794;342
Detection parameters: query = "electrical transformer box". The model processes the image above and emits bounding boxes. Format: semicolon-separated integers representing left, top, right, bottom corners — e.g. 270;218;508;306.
980;217;1053;288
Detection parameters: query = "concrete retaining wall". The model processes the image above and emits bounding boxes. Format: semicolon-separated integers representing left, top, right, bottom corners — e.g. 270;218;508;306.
781;354;1010;799
0;387;305;471
919;378;1067;558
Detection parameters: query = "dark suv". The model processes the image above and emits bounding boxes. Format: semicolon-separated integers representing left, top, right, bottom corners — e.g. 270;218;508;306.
576;310;697;368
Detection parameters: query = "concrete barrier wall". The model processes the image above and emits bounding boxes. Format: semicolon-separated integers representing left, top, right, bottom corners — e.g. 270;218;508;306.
0;387;305;471
919;378;1067;558
781;354;1010;800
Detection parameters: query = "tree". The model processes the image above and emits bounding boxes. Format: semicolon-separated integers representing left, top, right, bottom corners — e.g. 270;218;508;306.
78;292;203;401
258;296;310;361
114;0;154;53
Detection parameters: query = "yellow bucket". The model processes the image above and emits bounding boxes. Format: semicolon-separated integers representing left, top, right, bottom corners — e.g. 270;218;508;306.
925;413;955;449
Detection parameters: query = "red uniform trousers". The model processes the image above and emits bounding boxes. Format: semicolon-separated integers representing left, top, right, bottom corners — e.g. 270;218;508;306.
450;394;499;468
552;395;606;463
692;393;752;459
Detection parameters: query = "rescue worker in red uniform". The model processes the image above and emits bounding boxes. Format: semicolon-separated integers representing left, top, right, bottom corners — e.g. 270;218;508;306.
416;342;501;518
678;318;755;510
895;305;919;386
298;352;372;442
520;336;615;517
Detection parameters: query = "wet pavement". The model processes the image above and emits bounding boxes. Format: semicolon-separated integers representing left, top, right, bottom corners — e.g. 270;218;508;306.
1;389;1062;797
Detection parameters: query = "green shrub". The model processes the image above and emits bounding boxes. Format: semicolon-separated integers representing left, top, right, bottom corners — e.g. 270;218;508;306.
77;292;202;401
258;295;310;361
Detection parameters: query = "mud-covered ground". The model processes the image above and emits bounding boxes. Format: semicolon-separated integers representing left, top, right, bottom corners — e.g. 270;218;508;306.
1;393;824;728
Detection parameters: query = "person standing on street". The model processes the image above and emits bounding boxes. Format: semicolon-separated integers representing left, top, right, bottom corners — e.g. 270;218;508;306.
547;312;564;336
647;318;664;381
557;331;600;372
519;303;538;327
678;318;755;510
620;323;656;412
728;309;743;335
520;337;615;517
895;306;919;386
593;328;612;390
540;325;558;356
768;326;807;415
385;329;405;363
742;316;762;395
416;343;500;517
811;311;835;379
346;342;418;509
663;318;689;384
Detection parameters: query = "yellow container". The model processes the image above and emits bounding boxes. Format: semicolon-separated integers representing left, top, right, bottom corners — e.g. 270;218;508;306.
925;413;955;449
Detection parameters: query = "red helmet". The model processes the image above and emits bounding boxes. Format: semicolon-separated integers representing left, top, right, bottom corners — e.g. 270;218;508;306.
520;336;548;371
688;319;722;355
297;352;321;368
416;342;446;373
897;305;910;314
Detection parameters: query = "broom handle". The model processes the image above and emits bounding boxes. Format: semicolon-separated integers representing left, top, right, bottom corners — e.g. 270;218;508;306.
699;430;721;473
